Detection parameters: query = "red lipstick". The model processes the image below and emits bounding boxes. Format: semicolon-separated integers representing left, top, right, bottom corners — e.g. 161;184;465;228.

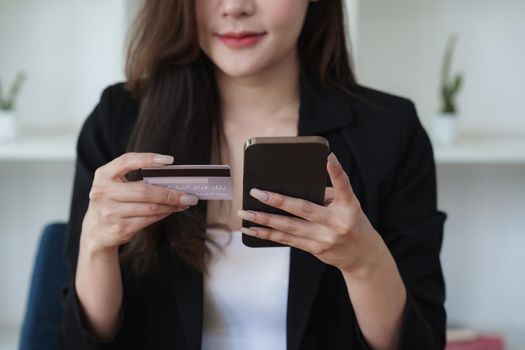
217;31;266;48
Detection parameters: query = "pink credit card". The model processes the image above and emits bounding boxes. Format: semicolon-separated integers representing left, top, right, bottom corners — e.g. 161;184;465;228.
140;165;233;200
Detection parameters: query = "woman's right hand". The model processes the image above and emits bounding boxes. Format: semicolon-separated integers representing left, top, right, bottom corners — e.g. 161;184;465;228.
80;152;199;253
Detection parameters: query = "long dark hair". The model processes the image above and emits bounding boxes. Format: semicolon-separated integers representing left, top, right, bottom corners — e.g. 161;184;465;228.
121;0;357;274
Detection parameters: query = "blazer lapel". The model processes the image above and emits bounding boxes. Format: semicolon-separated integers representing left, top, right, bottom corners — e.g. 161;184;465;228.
286;72;356;350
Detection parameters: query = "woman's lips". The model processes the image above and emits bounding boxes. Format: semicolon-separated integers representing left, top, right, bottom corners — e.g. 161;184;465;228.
217;32;266;48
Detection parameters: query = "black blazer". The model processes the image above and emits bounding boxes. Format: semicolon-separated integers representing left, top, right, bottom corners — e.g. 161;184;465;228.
61;72;447;350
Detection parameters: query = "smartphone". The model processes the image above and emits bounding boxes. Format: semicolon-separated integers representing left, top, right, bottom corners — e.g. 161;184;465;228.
241;136;330;247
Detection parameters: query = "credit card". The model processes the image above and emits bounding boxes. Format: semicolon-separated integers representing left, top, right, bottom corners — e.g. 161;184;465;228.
140;165;233;200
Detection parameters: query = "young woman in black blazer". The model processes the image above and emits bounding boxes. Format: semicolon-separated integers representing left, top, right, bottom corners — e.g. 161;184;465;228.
61;0;447;349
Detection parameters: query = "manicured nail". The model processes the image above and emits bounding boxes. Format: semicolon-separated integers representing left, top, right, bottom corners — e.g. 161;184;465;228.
241;227;257;236
153;154;174;164
250;188;268;202
180;195;199;206
328;152;339;166
237;210;256;221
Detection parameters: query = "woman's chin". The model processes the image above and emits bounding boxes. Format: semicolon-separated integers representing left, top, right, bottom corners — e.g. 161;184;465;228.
213;61;269;80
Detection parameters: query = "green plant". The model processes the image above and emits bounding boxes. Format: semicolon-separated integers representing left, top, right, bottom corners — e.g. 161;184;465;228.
0;72;26;111
440;33;463;114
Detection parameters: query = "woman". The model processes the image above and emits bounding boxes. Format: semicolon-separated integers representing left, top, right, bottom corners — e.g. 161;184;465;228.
61;0;447;349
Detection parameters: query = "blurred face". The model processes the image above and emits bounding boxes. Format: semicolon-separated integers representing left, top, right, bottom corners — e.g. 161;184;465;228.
195;0;313;78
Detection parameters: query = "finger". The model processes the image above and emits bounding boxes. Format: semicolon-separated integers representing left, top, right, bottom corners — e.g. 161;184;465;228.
326;152;355;204
324;187;335;205
241;226;319;253
249;188;329;224
115;201;189;219
98;152;174;180
236;209;318;240
105;180;199;206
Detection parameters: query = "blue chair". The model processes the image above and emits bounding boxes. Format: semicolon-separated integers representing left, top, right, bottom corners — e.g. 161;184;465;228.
19;222;69;350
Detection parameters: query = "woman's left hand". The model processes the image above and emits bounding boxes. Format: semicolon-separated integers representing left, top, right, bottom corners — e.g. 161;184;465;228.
236;152;388;275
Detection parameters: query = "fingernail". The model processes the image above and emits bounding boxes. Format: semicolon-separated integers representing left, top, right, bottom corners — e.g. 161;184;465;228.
237;210;256;221
241;227;257;236
153;154;174;164
250;188;268;202
328;152;339;166
180;195;199;206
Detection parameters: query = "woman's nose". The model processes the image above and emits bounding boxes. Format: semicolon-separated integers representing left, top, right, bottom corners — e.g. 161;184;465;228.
221;0;255;18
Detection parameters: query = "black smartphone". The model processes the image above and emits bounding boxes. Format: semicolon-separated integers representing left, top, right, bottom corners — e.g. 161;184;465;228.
241;136;330;247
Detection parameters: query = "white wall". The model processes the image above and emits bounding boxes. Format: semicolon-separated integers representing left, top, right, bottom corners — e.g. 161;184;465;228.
437;165;525;332
0;0;127;132
356;0;525;134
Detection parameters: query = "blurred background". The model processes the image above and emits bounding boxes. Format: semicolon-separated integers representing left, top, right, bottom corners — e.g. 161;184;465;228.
0;0;524;349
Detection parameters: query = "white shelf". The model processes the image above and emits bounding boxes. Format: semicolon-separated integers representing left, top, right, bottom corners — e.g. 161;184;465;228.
0;131;77;161
433;132;525;164
1;131;525;164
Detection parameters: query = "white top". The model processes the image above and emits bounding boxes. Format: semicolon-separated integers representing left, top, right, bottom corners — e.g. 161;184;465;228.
201;228;291;350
